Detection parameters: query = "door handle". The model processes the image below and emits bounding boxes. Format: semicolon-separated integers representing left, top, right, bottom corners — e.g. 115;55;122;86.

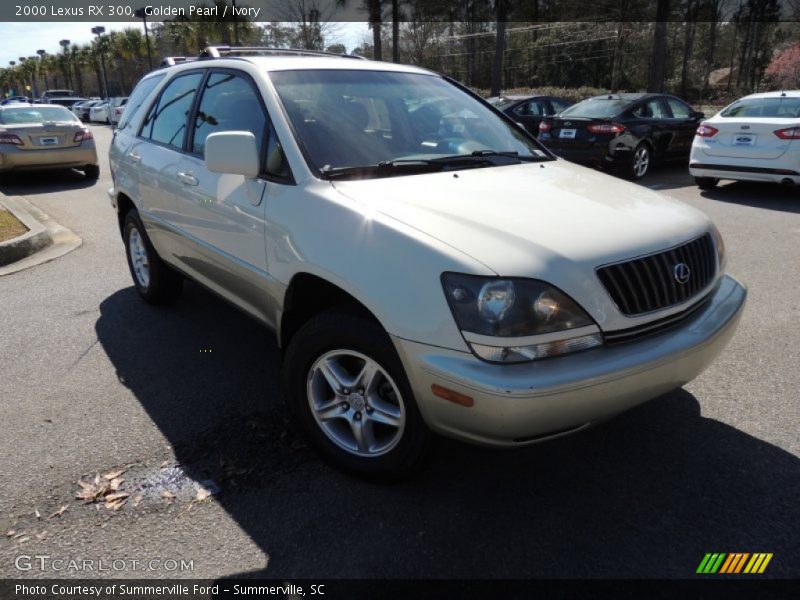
177;171;199;186
128;152;141;163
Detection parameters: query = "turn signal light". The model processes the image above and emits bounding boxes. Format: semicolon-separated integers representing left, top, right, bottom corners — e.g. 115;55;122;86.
587;122;625;134
74;129;93;142
774;127;800;140
431;384;474;407
695;124;718;137
0;133;23;145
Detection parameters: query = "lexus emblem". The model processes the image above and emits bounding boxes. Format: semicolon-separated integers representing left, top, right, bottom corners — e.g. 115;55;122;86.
673;263;691;284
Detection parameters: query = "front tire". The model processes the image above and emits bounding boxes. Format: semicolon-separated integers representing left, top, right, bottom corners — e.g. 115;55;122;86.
695;176;719;190
283;309;432;479
627;143;651;180
123;210;183;305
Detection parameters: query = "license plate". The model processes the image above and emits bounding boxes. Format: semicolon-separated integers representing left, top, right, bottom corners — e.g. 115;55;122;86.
559;128;576;139
733;134;755;146
39;136;58;146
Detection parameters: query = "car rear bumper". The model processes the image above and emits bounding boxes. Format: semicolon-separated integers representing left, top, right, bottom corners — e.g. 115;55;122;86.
393;274;746;447
0;146;98;172
690;163;800;184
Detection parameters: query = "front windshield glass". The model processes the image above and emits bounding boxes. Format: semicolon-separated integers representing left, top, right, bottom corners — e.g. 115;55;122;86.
0;106;77;124
559;98;630;118
269;69;548;175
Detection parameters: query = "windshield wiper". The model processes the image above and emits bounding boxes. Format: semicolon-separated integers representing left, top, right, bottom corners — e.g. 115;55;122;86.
321;160;443;180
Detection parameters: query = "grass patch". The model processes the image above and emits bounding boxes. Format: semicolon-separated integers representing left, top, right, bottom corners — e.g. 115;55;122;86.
0;208;28;243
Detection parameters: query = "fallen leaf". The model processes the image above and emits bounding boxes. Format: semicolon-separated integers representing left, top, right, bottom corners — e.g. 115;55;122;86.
108;478;124;491
104;492;130;502
105;499;127;511
13;532;26;539
48;505;68;519
34;509;41;520
17;536;30;543
35;531;47;541
5;530;15;538
132;495;142;508
104;468;126;480
195;488;210;502
160;460;169;469
161;491;176;502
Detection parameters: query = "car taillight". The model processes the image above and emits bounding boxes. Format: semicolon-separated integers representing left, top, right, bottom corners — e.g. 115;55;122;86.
774;127;800;140
74;128;93;142
0;133;23;145
695;124;718;137
539;121;551;133
587;122;625;135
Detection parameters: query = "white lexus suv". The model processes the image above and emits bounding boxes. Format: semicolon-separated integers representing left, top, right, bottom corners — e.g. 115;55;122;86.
109;47;746;477
690;90;800;189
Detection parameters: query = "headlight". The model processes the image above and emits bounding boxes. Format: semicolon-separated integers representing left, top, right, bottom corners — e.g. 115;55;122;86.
442;273;602;363
710;224;726;272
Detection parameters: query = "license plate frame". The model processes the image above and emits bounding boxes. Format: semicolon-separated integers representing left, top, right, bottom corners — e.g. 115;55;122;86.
559;128;577;139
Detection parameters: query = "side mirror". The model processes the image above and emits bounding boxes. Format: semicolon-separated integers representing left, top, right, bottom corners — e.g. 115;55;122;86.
205;131;260;178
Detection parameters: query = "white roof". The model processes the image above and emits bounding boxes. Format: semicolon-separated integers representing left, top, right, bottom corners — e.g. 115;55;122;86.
165;55;432;76
740;90;800;99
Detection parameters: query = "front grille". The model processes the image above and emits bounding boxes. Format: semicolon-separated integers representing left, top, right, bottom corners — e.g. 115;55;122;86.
597;234;717;316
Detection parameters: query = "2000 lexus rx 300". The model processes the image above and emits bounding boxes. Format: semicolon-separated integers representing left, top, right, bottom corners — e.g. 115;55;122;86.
109;50;746;477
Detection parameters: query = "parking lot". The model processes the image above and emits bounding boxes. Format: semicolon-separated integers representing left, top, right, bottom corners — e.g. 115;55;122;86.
0;124;798;579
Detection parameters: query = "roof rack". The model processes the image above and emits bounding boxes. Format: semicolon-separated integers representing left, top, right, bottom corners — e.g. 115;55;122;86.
159;56;199;68
198;46;367;60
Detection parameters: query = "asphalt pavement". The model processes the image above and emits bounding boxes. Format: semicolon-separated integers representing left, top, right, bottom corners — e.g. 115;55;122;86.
0;125;798;579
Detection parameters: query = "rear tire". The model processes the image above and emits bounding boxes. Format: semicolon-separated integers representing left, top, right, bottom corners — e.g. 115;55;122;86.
695;176;719;190
83;164;100;180
283;308;433;480
123;209;183;305
626;143;651;180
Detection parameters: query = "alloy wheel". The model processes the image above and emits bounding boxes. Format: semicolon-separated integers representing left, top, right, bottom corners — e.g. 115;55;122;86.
128;227;150;289
633;146;650;178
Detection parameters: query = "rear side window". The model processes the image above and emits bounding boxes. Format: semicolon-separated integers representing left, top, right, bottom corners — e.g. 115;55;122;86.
720;97;800;118
119;75;162;130
514;99;548;117
550;98;571;113
191;71;266;156
140;72;203;149
633;99;669;119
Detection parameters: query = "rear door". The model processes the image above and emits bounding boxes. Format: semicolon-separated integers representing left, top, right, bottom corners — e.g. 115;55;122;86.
134;71;205;256
664;96;700;159
630;97;672;157
511;98;549;135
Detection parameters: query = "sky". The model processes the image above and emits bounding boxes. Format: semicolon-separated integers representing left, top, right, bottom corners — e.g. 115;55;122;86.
0;21;369;68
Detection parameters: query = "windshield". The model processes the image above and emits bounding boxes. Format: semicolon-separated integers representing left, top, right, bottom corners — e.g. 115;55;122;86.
559;98;631;119
720;97;800;118
270;69;548;176
0;106;77;124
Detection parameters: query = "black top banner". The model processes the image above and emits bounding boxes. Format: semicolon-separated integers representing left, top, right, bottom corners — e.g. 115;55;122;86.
3;0;800;23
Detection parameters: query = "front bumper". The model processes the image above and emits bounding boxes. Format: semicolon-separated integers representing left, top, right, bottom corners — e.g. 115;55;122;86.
393;274;746;447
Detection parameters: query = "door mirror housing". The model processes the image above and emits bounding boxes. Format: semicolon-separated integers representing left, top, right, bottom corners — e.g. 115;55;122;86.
204;131;260;178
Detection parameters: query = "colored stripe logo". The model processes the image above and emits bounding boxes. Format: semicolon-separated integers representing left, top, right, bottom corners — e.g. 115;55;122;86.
696;553;773;574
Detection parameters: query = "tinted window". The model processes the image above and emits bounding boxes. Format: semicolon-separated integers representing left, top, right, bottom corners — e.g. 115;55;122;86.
140;72;203;149
192;72;266;156
560;98;630;118
667;98;692;118
120;74;165;130
514;99;547;117
633;99;668;119
551;98;571;113
720;97;800;118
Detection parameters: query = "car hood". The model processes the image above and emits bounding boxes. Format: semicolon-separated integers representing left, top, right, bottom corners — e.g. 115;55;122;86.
332;160;712;325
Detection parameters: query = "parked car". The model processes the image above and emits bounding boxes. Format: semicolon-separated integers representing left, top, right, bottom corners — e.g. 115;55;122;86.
40;89;77;103
72;100;103;121
538;93;705;179
0;104;99;179
89;102;109;123
690;90;800;189
1;96;31;106
488;94;573;135
47;97;89;110
109;51;745;477
109;97;129;126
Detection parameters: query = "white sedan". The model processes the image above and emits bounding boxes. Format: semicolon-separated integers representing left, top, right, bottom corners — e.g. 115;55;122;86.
89;102;109;123
690;90;800;189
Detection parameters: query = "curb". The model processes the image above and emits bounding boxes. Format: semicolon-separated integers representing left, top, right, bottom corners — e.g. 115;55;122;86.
0;197;52;266
0;197;82;276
